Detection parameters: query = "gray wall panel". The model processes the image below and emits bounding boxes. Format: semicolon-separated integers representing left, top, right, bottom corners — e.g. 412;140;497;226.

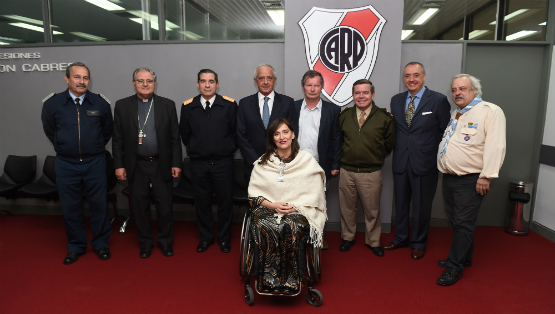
465;44;545;226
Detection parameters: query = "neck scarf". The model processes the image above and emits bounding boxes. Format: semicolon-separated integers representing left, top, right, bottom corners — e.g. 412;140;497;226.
440;95;482;156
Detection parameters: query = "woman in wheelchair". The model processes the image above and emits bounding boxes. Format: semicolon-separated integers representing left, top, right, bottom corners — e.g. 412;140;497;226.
247;118;326;294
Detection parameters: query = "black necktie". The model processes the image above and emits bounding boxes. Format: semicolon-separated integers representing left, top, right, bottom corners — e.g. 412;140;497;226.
75;98;80;111
205;101;211;116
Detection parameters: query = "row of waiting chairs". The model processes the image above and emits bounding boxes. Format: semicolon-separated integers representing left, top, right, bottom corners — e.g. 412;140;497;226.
0;154;249;231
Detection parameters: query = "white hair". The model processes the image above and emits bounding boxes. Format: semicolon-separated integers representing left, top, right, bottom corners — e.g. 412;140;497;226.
452;73;482;97
253;64;277;80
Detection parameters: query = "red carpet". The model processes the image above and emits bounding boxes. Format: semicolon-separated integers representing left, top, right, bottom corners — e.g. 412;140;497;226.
1;214;554;313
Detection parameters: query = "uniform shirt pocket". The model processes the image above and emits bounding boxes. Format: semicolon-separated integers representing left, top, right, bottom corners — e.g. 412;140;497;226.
459;127;477;144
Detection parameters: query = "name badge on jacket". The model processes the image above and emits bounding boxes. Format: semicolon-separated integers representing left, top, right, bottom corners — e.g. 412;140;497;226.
87;110;100;117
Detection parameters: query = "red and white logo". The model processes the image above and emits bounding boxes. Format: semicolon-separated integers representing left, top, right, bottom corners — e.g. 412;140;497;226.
299;5;386;106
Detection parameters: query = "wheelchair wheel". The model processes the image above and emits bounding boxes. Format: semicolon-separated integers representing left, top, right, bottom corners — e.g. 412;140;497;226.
239;211;252;277
245;285;254;306
306;288;323;307
306;245;321;284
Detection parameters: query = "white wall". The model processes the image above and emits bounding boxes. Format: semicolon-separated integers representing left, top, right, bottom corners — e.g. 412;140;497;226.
533;47;555;231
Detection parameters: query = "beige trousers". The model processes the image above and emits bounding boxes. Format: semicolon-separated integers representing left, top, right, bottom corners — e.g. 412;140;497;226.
339;168;382;247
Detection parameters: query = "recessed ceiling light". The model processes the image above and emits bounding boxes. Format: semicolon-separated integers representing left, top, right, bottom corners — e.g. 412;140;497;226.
401;30;414;40
179;31;204;40
70;32;106;41
459;30;490;40
539;21;547;26
266;9;284;27
8;22;63;34
490;9;528;25
506;30;537;41
84;0;124;11
127;11;180;29
408;8;440;26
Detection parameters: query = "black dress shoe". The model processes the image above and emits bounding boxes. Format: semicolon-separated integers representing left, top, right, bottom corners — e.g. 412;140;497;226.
368;245;385;257
219;242;231;253
437;267;463;286
339;240;355;251
95;248;111;260
63;252;84;265
196;240;214;252
139;247;152;258
161;246;174;257
438;259;472;267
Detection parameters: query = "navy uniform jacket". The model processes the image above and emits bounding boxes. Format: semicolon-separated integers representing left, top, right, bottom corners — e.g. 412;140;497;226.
41;89;113;163
179;94;238;163
236;92;296;172
390;87;451;176
293;99;341;180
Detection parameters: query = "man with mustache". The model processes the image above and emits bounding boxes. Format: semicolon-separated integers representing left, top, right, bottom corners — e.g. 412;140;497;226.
41;62;113;265
112;67;182;258
179;69;238;253
237;64;296;179
338;79;396;256
293;70;341;250
436;74;506;286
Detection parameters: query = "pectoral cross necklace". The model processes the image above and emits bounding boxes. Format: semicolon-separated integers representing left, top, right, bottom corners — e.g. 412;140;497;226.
138;98;153;145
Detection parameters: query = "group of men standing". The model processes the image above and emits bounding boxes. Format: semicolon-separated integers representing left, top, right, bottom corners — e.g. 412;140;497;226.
41;60;505;286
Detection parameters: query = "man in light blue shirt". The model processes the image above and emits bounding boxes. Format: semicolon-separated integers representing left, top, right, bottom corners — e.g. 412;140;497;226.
294;70;342;250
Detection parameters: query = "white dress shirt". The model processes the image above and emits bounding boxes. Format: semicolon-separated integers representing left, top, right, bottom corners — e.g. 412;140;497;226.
298;99;322;162
201;95;216;109
258;91;275;118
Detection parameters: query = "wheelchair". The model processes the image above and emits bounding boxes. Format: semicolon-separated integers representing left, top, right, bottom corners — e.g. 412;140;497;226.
239;206;323;307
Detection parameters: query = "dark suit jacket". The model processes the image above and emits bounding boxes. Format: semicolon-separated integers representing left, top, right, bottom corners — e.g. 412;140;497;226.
237;91;296;173
293;99;341;180
390;87;451;176
112;93;182;181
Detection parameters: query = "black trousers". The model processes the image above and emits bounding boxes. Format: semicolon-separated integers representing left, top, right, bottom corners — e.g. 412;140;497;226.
191;159;234;243
393;161;438;249
130;159;174;249
443;173;484;272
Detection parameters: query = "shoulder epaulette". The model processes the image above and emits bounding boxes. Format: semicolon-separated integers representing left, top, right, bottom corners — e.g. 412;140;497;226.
183;97;194;106
381;108;394;118
222;95;235;103
99;94;111;105
42;93;55;103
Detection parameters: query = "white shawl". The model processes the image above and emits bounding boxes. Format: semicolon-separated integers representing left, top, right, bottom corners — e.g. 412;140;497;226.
248;150;327;248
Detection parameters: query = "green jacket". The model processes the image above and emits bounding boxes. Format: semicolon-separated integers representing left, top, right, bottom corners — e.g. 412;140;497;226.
339;102;396;173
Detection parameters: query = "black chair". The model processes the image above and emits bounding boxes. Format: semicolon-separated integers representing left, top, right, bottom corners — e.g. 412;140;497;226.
233;159;249;208
19;155;58;201
0;155;37;216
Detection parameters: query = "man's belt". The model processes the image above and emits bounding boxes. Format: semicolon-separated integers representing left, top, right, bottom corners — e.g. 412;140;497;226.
137;156;158;161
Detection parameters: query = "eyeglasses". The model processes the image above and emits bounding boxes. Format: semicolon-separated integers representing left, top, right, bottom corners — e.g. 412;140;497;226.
135;79;155;85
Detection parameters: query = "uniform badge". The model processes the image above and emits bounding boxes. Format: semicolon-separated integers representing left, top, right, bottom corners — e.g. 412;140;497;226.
183;97;194;106
222;95;235;102
298;5;386;107
464;136;470;141
99;94;111;105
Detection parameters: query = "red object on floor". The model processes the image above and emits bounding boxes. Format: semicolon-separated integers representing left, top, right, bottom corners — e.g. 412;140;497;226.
1;214;555;313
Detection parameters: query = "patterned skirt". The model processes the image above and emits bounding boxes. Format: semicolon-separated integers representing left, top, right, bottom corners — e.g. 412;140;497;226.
249;196;308;293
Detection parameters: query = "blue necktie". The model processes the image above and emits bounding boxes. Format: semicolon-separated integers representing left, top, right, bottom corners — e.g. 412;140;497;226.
263;96;270;129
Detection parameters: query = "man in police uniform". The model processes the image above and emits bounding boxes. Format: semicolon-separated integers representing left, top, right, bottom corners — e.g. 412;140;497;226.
180;69;237;253
112;67;182;258
436;74;506;286
41;62;113;265
338;79;396;256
